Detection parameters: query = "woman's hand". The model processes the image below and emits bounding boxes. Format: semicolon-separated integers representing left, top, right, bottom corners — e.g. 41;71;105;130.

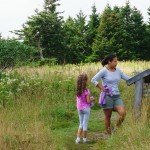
96;84;108;92
101;86;108;92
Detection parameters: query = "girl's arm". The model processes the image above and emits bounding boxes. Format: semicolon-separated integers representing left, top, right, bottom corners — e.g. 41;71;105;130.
86;95;95;103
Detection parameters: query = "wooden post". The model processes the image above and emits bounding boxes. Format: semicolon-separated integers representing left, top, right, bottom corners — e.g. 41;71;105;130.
143;83;150;98
134;78;143;120
126;69;150;120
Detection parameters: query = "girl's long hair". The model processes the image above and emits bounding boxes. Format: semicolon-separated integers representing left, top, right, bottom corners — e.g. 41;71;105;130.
76;74;88;97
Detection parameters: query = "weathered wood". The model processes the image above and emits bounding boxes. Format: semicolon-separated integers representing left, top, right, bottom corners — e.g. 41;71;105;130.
143;83;150;97
126;69;150;86
126;69;150;120
134;79;143;120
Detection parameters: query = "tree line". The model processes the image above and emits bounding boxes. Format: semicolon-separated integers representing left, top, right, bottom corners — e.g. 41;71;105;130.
1;0;150;67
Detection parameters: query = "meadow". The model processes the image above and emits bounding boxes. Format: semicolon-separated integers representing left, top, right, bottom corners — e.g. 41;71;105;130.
0;61;150;150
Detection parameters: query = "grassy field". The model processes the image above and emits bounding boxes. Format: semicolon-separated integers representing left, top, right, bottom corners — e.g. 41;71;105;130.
0;61;150;150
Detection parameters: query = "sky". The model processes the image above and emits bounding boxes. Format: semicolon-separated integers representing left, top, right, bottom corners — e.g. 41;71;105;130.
0;0;150;38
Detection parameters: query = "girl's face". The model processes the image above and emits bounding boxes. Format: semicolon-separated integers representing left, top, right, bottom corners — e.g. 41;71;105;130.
108;57;118;68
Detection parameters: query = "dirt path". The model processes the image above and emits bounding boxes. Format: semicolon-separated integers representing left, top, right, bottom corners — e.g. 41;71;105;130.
64;109;117;150
65;131;110;150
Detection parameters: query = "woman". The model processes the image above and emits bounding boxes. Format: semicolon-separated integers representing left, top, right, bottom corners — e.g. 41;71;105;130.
91;54;131;135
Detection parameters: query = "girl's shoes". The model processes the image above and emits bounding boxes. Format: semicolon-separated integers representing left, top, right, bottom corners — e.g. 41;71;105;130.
83;139;90;143
83;138;90;143
75;138;90;144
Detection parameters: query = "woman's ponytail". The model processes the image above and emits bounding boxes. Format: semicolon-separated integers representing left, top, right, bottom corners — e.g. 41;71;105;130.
101;54;117;66
101;58;108;66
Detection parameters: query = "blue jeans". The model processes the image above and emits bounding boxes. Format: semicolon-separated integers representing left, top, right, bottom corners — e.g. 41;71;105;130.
78;107;90;131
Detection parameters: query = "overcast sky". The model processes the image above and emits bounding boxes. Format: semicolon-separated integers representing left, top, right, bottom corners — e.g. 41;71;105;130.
0;0;149;38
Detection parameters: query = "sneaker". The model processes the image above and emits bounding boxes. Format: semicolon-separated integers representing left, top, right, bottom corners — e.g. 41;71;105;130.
83;139;90;143
75;138;80;144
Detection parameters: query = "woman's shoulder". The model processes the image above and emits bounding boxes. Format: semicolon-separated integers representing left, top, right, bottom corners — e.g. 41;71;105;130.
115;68;124;74
99;67;107;72
116;68;122;72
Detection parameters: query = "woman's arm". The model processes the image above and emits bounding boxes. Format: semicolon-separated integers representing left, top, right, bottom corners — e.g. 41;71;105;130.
96;83;106;91
91;68;107;91
120;70;131;81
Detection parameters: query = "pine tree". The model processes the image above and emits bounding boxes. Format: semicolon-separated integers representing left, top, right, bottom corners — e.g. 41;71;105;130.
62;17;76;63
92;4;123;61
85;4;100;62
14;0;64;62
63;11;87;63
120;2;148;60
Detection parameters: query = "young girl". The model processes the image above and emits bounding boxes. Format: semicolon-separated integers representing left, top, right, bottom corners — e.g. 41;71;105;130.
75;73;95;144
91;54;131;135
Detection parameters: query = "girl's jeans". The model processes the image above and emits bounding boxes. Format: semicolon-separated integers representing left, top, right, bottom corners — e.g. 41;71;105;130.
78;107;90;131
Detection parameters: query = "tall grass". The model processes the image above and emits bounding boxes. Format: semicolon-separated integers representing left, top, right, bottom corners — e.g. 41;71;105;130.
0;61;149;149
96;97;150;150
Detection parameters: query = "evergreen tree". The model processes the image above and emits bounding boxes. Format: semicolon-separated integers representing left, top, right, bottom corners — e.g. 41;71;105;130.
63;11;87;63
130;7;147;59
148;7;150;23
74;10;87;63
62;17;76;63
92;4;123;61
142;7;150;60
85;4;100;62
14;0;64;63
92;2;149;61
120;2;148;60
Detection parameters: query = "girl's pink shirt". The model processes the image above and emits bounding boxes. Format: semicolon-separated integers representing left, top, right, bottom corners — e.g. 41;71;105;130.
76;89;91;110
